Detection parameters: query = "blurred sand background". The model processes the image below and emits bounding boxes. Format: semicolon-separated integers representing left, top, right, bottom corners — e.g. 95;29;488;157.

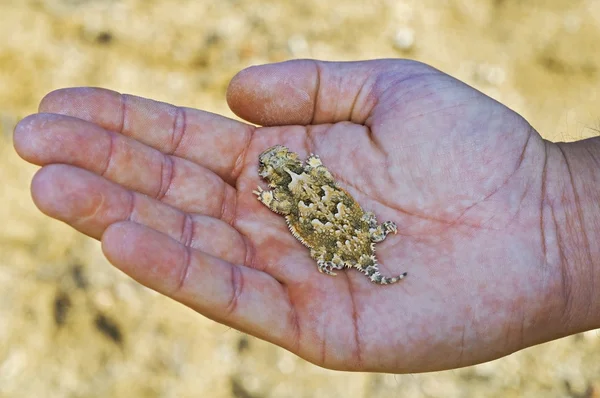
1;1;599;397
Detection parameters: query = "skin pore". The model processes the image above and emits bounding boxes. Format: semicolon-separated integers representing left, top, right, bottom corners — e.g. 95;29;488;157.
13;59;600;373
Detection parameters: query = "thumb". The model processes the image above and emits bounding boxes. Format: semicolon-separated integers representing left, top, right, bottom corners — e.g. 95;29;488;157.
226;59;426;127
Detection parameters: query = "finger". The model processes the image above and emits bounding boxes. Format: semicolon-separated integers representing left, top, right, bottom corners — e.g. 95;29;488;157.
15;114;237;218
31;164;248;265
226;59;430;126
38;87;254;183
102;221;299;350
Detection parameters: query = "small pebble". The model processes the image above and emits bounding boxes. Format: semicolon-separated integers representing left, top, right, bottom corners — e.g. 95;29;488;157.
393;27;415;51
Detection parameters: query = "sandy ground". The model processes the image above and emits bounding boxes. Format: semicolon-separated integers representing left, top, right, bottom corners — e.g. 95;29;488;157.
1;1;599;397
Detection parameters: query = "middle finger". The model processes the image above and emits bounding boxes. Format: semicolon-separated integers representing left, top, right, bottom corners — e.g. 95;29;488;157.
14;113;237;219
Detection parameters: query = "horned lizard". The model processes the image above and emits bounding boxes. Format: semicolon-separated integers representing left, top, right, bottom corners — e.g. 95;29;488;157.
253;145;407;285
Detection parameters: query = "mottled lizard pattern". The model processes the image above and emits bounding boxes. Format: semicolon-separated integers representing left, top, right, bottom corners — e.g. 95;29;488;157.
254;145;407;285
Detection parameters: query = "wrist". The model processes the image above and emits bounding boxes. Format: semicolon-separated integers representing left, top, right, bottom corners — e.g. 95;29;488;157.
543;138;600;335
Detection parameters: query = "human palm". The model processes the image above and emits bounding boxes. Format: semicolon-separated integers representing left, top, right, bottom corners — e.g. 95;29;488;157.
15;59;560;372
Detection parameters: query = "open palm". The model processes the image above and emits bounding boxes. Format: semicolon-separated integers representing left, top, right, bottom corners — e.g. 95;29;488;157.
14;59;563;372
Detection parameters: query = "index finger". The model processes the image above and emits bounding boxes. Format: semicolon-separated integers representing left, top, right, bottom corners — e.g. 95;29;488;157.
39;87;255;184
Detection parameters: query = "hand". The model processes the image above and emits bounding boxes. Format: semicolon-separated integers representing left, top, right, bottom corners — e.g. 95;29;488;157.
14;59;571;372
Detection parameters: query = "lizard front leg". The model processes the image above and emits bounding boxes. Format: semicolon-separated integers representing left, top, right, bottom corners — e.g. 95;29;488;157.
253;186;293;215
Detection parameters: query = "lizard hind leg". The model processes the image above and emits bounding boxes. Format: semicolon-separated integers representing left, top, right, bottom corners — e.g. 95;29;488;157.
316;254;345;276
314;251;345;277
370;220;398;243
318;260;342;276
363;212;397;242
